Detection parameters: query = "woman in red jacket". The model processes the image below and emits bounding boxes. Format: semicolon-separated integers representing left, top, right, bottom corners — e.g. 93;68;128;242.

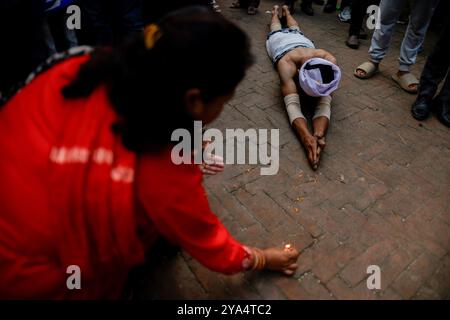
0;7;299;299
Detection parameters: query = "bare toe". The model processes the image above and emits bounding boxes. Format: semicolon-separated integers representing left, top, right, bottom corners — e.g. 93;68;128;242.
356;69;366;77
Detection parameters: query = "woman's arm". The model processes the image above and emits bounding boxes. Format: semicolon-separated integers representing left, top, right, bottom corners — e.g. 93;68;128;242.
136;154;299;275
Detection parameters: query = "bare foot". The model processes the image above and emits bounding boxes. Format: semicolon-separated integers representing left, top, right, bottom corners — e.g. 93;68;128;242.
355;69;365;77
397;70;418;91
272;5;280;16
282;5;290;17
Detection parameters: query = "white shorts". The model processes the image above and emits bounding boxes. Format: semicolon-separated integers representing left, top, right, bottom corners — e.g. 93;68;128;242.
266;28;315;64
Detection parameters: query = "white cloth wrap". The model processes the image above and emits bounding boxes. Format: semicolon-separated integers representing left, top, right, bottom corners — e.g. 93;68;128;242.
284;93;305;124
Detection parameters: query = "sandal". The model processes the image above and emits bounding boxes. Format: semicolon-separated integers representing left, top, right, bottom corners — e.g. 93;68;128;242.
210;0;221;12
230;1;242;8
247;6;257;15
391;72;419;94
354;61;378;79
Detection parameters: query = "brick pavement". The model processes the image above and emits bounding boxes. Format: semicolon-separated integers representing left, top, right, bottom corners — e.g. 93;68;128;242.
134;0;450;299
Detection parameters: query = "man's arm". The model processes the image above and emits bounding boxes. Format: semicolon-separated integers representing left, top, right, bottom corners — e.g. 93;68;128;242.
276;58;299;96
313;49;338;65
276;57;319;168
292;48;338;66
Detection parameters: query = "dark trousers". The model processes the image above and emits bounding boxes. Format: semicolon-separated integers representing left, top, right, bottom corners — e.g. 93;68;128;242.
142;0;210;24
80;0;143;46
46;8;78;53
284;0;313;7
237;0;261;8
0;0;47;94
326;0;352;9
349;0;380;36
418;21;450;103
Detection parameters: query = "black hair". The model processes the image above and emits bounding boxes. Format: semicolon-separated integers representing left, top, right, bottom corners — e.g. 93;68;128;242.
62;6;253;153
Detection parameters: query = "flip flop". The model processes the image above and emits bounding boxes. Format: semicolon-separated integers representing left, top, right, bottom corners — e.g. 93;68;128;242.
391;72;419;94
230;1;242;8
354;61;378;79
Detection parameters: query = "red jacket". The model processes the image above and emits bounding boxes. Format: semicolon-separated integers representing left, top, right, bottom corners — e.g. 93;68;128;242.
0;55;248;299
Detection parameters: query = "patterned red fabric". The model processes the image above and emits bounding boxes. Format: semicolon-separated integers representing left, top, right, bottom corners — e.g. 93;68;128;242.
0;55;248;299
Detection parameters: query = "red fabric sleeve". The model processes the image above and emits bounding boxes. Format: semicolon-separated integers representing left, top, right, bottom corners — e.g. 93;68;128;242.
136;151;249;275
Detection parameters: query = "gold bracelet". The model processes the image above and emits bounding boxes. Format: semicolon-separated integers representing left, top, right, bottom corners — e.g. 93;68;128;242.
251;248;266;271
251;249;260;271
260;250;266;269
251;248;258;270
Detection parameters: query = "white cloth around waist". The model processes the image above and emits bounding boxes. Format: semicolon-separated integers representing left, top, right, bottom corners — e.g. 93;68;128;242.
266;29;315;64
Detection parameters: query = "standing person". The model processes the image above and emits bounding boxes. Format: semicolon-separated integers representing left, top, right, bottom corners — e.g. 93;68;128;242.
301;0;314;16
345;0;380;49
45;0;79;54
354;0;440;94
266;5;341;170
0;1;47;98
142;0;211;23
0;7;299;299
323;0;337;13
284;0;315;16
411;21;450;127
323;0;352;13
230;0;261;15
80;0;144;46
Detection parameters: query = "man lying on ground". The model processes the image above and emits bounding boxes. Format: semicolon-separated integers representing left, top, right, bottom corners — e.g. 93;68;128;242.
266;5;341;170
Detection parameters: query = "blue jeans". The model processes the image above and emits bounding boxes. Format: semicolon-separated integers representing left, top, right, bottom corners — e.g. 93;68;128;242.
369;0;440;71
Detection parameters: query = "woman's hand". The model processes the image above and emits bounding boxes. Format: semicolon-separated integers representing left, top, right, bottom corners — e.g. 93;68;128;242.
198;140;225;175
252;245;300;276
199;153;224;175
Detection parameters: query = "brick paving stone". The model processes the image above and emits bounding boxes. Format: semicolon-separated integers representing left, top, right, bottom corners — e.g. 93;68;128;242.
391;252;440;299
135;0;450;299
340;240;396;287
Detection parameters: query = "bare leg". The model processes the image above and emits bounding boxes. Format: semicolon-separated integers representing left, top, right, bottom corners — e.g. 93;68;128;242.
270;5;281;31
282;5;299;29
277;59;298;96
277;58;319;170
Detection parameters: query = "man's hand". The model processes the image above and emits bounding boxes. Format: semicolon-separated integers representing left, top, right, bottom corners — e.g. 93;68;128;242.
292;117;320;170
302;134;319;170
